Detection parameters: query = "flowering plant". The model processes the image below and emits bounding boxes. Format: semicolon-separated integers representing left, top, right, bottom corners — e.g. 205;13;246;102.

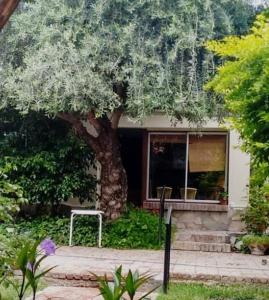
8;238;56;300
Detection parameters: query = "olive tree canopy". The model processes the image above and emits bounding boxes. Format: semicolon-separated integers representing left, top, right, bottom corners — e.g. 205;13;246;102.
0;0;255;218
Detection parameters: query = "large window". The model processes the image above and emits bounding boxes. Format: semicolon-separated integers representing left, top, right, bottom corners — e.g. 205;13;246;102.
147;132;228;201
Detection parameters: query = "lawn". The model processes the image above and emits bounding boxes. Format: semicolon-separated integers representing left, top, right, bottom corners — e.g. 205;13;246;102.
157;283;269;300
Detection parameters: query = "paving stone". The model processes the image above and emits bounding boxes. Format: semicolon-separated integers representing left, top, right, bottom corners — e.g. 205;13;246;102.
40;246;269;287
26;286;100;300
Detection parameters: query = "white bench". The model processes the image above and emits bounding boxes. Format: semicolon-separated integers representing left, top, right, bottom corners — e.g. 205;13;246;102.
69;209;104;248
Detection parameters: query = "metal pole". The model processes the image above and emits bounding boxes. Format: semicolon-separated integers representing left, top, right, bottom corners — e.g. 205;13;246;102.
158;186;165;244
163;206;172;294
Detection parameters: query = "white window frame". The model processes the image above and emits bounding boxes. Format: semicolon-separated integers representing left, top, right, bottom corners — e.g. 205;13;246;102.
146;131;229;203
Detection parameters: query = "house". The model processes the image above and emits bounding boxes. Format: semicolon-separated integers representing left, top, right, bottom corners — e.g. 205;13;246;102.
118;113;250;252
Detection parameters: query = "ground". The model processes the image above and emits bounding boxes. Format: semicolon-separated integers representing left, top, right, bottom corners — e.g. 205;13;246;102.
27;246;269;299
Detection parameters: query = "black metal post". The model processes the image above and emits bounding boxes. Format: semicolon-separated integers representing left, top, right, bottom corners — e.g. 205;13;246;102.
158;186;165;244
163;206;172;294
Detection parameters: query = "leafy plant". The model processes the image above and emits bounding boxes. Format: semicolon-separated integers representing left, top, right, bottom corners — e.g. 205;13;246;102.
0;208;165;249
103;209;165;249
124;269;157;300
206;11;269;189
241;187;269;235
93;266;158;300
0;170;26;222
94;266;125;300
5;239;56;300
0;109;96;207
242;235;269;247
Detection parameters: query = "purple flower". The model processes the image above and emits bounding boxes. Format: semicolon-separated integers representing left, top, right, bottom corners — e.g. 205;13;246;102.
26;262;33;272
40;239;56;256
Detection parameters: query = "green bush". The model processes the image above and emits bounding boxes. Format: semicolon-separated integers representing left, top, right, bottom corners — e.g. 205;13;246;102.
0;171;27;222
0;208;164;249
0;109;96;206
242;235;269;247
241;187;269;235
103;209;163;249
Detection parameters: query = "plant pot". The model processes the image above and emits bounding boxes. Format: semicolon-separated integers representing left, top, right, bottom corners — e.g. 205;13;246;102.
220;197;228;205
249;244;268;256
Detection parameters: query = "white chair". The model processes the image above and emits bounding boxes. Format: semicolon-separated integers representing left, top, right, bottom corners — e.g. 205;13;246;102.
69;209;104;248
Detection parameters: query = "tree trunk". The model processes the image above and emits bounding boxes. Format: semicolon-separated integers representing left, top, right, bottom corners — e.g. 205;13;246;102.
96;129;127;220
57;112;127;220
0;0;20;29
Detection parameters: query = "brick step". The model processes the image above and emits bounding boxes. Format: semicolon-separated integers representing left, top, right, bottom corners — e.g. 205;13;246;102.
172;241;231;253
175;230;230;244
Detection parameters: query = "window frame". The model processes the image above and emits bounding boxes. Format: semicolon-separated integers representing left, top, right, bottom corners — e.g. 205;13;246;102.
146;131;229;203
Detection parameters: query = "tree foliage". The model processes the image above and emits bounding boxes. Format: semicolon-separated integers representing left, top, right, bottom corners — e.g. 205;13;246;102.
0;171;26;222
206;11;269;186
0;109;96;206
0;0;255;122
0;0;256;218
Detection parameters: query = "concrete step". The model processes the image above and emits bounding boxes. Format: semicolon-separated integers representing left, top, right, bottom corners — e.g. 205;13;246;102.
175;230;230;244
172;241;231;253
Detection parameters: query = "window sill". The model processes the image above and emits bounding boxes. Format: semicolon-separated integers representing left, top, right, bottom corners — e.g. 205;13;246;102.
143;201;228;212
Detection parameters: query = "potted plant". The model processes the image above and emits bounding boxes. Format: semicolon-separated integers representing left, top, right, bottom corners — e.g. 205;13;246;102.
219;191;228;205
242;235;269;256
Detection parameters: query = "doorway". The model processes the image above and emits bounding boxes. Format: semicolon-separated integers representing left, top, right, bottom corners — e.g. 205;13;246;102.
119;129;144;207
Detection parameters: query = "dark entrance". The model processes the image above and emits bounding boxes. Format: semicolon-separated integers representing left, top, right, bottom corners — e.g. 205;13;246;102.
119;129;144;207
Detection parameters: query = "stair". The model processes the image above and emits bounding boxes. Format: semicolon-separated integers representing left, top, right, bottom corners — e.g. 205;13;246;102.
172;230;231;253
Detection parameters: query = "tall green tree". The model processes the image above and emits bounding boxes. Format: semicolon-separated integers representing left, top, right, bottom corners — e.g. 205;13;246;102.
206;11;269;187
0;0;255;219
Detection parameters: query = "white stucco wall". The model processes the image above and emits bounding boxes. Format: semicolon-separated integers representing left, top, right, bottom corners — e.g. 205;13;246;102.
119;114;250;209
228;130;250;209
119;113;223;131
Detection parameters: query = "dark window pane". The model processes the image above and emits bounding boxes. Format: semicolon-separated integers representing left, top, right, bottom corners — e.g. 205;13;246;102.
148;134;186;199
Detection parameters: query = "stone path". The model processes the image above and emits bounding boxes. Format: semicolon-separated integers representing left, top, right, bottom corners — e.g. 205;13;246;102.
29;247;269;299
42;246;269;285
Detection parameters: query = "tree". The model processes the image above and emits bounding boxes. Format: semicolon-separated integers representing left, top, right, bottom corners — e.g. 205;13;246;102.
0;0;20;29
206;11;269;187
0;0;255;219
0;108;96;208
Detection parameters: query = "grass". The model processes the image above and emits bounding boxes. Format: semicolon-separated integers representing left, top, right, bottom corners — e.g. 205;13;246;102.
157;283;269;300
0;279;47;300
0;284;18;300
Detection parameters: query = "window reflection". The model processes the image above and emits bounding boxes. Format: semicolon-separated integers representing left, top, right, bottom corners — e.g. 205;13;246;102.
148;133;227;201
148;134;186;199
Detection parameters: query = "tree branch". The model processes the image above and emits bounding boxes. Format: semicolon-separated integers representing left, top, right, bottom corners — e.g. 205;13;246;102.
111;109;123;129
57;112;101;153
0;0;20;29
87;111;102;134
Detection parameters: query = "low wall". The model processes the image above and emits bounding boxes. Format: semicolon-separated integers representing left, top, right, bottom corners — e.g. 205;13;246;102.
172;208;246;232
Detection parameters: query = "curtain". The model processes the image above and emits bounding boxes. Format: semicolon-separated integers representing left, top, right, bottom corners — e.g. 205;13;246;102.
189;135;226;172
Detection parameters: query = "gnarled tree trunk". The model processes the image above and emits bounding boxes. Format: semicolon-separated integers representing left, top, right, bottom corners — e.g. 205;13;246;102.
96;128;127;219
0;0;20;29
58;111;127;220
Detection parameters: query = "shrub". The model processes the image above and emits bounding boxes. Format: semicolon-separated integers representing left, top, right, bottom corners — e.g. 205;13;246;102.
242;235;269;247
0;109;96;207
241;187;269;235
0;208;164;249
0;171;27;222
103;209;164;249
